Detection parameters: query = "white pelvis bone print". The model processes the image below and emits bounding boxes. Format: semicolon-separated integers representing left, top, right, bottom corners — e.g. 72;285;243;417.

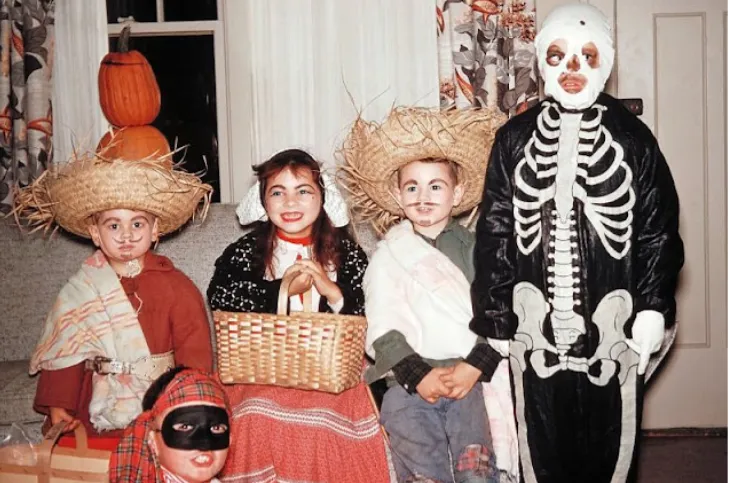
511;104;637;386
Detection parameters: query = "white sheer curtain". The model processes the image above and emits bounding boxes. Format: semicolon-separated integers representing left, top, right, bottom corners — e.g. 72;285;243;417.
225;0;439;199
52;0;107;163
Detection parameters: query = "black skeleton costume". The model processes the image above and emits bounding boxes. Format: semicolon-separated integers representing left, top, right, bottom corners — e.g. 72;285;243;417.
470;4;684;482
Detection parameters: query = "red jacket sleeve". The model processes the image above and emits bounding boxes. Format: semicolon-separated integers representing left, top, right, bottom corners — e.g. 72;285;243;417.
33;363;85;415
169;270;213;372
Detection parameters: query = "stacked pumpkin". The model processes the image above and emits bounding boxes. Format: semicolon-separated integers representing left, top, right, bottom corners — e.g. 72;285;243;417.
96;25;172;165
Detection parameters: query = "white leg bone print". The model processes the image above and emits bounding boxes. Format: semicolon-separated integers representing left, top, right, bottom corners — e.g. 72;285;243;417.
511;282;641;483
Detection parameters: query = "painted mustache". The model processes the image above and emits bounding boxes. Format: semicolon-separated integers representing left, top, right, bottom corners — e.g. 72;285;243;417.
113;236;143;244
406;202;438;208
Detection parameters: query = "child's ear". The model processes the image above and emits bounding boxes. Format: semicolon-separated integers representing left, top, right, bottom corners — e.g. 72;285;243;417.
391;187;405;210
151;218;160;242
88;224;101;247
452;183;465;207
390;175;405;210
147;430;158;456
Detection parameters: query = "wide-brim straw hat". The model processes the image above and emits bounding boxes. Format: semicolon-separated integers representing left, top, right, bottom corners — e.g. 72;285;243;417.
338;106;505;234
13;153;212;238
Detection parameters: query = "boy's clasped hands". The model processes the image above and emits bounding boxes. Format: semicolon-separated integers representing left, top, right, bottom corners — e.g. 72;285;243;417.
416;363;482;404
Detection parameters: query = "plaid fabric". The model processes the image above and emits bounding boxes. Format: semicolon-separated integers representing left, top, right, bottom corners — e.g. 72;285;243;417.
109;369;230;483
392;354;433;394
465;343;504;382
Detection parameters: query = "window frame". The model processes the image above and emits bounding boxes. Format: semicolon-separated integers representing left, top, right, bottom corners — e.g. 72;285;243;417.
106;0;233;202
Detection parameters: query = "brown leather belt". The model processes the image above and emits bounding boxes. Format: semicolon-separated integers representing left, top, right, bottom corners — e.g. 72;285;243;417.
85;351;175;381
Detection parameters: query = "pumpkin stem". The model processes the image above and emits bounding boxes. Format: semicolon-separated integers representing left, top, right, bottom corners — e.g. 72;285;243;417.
118;24;131;53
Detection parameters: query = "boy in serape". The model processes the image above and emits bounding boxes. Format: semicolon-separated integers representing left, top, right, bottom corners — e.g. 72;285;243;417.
13;150;213;450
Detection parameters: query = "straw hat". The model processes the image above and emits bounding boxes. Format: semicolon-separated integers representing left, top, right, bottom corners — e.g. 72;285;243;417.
12;152;212;238
338;106;505;233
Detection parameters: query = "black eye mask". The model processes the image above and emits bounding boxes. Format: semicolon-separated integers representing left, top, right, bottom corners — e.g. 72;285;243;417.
160;405;230;451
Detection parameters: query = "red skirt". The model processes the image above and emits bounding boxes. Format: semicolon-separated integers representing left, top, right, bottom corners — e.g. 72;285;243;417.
219;381;391;482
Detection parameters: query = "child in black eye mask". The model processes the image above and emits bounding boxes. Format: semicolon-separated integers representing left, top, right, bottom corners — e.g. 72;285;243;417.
157;405;230;452
109;367;231;483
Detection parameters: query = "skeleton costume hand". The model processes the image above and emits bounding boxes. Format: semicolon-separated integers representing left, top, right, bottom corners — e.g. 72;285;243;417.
627;310;665;375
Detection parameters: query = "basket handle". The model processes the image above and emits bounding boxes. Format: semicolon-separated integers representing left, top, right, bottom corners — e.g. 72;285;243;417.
278;268;314;315
36;422;91;479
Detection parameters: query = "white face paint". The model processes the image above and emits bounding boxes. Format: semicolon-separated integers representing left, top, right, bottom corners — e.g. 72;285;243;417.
535;4;615;110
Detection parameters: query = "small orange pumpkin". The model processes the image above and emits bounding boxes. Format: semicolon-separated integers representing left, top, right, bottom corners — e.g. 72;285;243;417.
96;125;172;165
98;25;161;127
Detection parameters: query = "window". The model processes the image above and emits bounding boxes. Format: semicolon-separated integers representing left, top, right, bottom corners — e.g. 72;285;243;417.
106;0;230;202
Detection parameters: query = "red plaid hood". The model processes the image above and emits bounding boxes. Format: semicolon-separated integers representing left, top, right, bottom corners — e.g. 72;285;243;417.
108;369;230;483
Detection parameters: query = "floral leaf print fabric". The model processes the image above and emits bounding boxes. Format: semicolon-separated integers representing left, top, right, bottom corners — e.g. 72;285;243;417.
0;0;54;215
437;0;538;116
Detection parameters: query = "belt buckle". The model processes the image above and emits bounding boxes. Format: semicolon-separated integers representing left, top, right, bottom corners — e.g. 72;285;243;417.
91;356;113;374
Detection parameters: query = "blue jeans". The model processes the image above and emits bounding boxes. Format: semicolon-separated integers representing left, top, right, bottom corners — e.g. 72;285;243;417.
380;383;498;483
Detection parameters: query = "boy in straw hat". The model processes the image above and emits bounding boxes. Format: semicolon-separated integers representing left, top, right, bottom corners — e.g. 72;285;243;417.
340;106;517;483
12;151;214;449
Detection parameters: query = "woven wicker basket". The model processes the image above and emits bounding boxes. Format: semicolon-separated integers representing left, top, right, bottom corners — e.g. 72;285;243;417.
213;271;368;393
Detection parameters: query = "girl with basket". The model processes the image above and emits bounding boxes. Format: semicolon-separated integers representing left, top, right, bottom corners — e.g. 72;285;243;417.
207;149;392;482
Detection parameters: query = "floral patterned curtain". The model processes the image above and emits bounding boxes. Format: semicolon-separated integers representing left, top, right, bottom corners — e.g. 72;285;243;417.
437;0;538;116
0;0;54;215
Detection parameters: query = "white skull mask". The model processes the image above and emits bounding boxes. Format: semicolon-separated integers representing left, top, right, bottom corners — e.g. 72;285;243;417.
535;4;614;110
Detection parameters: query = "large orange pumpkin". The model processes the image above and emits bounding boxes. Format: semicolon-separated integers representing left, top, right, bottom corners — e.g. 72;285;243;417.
98;25;161;127
96;125;172;165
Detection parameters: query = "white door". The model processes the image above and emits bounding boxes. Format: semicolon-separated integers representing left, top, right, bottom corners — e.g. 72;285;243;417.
535;0;728;428
615;0;727;429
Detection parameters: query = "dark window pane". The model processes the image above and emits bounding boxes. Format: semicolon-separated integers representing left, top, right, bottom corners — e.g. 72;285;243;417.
164;0;217;21
106;0;157;23
107;34;221;202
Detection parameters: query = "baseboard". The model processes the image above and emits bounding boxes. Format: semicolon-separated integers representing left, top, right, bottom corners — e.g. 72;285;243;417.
641;427;728;438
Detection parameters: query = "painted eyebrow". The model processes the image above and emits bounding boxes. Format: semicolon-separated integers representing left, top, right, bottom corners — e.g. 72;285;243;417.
402;178;449;185
267;183;315;192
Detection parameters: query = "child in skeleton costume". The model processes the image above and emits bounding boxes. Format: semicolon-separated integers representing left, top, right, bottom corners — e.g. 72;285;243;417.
13;151;213;450
470;4;684;482
340;107;519;483
109;367;231;483
207;149;393;482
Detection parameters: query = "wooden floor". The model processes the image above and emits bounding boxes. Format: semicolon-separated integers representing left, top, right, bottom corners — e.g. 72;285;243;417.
638;436;727;483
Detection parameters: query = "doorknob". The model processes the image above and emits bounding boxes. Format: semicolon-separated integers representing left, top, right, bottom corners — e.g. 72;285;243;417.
619;98;643;116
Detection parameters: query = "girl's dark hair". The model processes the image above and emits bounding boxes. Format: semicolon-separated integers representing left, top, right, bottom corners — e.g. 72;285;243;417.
252;149;342;276
142;365;189;411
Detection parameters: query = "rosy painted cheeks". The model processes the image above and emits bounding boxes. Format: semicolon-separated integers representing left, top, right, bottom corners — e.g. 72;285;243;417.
263;168;323;238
